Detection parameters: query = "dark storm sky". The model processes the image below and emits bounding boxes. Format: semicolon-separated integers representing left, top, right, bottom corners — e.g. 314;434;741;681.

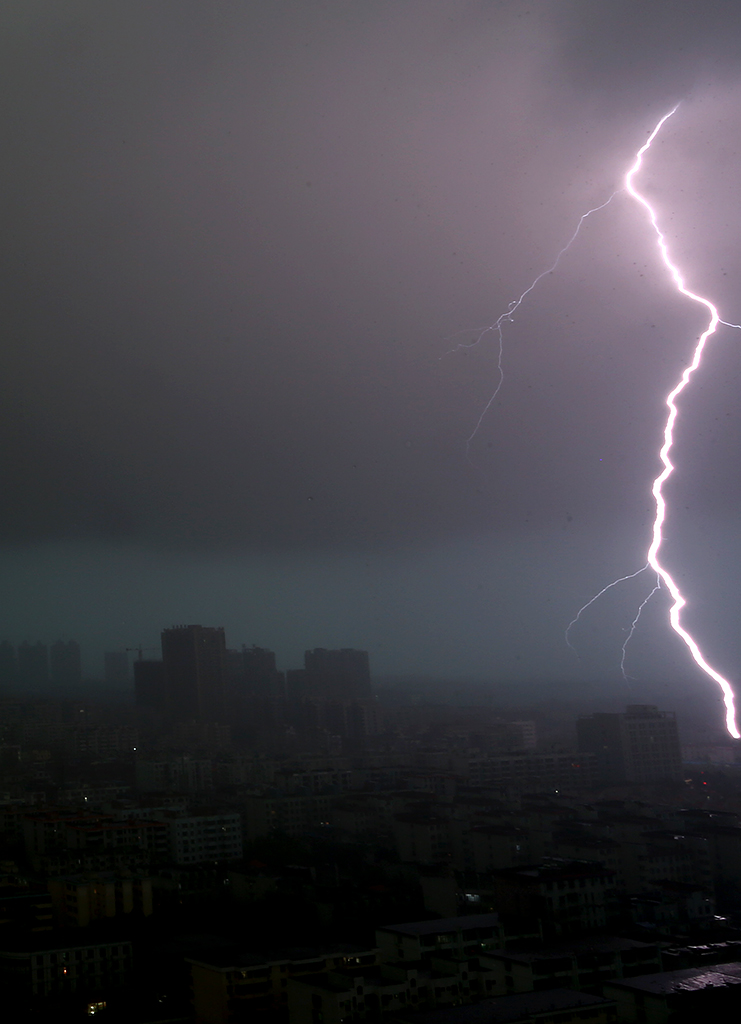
3;1;741;705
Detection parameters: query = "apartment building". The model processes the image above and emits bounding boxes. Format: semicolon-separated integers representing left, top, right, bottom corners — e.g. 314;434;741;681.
166;810;242;865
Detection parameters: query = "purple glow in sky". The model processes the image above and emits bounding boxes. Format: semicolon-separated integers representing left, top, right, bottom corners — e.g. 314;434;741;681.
2;3;741;728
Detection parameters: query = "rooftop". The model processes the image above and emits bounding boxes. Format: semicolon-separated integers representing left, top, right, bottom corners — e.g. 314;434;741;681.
378;913;501;938
394;988;613;1023
484;937;656;964
608;962;741;995
185;941;375;971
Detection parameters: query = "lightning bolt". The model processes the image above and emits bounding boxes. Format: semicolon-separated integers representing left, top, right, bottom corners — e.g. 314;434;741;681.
620;105;740;739
468;106;740;738
561;107;739;739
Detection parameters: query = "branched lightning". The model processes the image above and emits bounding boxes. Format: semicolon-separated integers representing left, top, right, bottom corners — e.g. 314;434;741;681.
466;105;741;738
563;106;740;739
447;192;620;462
620;105;740;739
620;577;662;681
565;563;652;656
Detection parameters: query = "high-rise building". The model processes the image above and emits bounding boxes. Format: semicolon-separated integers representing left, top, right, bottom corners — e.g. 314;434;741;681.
621;704;682;783
50;640;82;687
104;651;130;687
285;668;309;701
577;704;682;785
304;648;372;700
161;625;228;721
242;645;283;698
17;642;49;690
133;660;166;711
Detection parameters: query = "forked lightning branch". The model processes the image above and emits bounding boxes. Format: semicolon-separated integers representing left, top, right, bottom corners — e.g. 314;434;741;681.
472;107;740;739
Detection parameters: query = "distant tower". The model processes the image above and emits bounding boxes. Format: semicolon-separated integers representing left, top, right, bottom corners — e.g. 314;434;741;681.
17;642;49;690
242;645;283;699
304;648;372;700
161;625;228;721
104;651;130;687
50;640;82;687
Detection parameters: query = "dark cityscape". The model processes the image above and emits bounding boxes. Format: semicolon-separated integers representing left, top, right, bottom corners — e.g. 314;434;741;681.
2;629;741;1021
5;2;741;1021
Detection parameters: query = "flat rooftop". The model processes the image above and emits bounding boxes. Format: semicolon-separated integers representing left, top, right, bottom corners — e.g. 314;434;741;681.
394;988;613;1023
608;962;741;995
483;936;657;965
378;913;501;938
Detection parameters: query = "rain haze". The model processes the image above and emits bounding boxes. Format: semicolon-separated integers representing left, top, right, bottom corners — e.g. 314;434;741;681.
3;1;741;720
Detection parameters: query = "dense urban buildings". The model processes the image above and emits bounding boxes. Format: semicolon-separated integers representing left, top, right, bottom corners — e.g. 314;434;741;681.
161;624;229;721
577;704;683;785
133;658;167;712
1;625;741;1021
240;645;283;698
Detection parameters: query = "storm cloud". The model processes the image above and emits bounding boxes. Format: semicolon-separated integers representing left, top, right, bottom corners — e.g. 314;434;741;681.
3;2;741;698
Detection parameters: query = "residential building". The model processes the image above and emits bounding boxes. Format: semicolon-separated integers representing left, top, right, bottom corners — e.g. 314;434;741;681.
136;757;213;793
47;873;153;927
161;624;228;721
577;705;682;785
603;962;741;1021
165;810;242;865
242;791;336;842
133;659;166;711
480;938;661;996
22;811;169;865
68;726;138;757
487;861;619;938
0;936;132;1005
393;813;451;865
376;913;503;963
463;824;531;873
188;944;377;1023
242;645;284;698
466;752;596;792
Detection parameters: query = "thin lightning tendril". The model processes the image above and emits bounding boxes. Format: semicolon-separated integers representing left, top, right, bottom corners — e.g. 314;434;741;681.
466;105;741;737
565;563;651;655
620;577;662;681
448;192;621;463
565;105;739;739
